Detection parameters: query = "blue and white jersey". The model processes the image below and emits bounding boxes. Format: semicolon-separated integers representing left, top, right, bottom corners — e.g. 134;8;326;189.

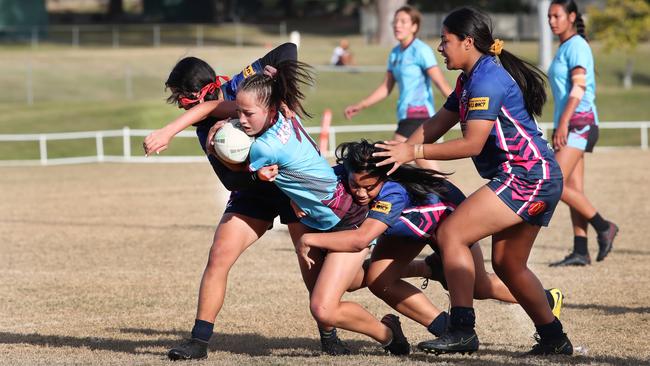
367;180;465;242
444;55;561;181
248;113;345;230
387;38;439;121
548;35;598;126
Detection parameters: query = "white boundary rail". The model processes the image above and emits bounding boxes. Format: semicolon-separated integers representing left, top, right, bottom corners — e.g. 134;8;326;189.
0;122;648;166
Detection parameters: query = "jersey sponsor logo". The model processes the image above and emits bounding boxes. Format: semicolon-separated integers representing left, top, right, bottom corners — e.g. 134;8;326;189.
468;97;490;111
527;201;547;216
371;200;392;214
243;64;256;78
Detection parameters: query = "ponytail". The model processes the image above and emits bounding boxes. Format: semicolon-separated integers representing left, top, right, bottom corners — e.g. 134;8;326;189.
238;60;314;118
443;7;547;117
496;50;547;117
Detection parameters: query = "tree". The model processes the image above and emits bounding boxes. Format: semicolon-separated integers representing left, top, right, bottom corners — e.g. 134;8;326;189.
376;0;406;45
589;0;650;89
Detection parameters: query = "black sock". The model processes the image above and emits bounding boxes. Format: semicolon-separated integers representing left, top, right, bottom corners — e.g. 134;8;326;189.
589;213;609;232
427;311;449;337
191;319;213;343
535;318;564;342
573;236;588;256
319;327;337;340
450;307;475;331
544;289;555;309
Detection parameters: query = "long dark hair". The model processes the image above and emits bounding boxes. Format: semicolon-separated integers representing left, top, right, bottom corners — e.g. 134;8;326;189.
237;60;314;119
336;140;449;203
443;7;547;117
551;0;587;40
165;57;219;107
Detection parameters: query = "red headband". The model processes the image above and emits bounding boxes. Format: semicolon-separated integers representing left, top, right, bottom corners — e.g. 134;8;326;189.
179;75;230;108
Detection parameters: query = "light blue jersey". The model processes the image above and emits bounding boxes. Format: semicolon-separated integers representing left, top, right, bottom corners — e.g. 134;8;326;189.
548;35;598;126
248;113;342;230
387;38;439;121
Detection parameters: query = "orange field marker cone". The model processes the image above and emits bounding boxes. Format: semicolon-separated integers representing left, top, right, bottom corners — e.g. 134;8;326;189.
320;108;332;155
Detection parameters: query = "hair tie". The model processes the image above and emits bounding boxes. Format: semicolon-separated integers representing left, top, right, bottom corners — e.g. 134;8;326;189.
490;39;504;56
178;75;230;107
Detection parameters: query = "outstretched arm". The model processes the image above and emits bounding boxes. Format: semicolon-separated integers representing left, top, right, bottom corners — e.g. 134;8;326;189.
344;72;395;120
299;218;388;252
144;100;237;156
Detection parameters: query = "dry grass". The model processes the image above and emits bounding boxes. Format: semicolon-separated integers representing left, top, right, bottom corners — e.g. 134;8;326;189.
1;150;649;365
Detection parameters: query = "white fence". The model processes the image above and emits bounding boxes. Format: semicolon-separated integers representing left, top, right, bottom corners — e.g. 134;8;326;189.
0;122;648;166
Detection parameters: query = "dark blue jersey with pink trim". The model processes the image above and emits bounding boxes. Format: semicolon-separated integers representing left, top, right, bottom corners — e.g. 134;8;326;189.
444;55;561;181
367;180;465;241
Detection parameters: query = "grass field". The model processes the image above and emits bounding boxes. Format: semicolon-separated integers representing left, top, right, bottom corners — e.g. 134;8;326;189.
1;37;650;160
1;151;649;365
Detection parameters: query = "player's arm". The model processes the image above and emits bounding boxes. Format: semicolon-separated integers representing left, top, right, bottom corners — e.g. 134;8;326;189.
553;67;586;149
143;100;236;156
344;72;396;120
427;66;453;98
300;218;388;252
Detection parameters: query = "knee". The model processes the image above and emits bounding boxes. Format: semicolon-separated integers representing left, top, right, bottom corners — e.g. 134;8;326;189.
436;225;455;250
492;260;525;281
205;243;239;273
310;300;336;325
491;260;507;279
367;277;393;299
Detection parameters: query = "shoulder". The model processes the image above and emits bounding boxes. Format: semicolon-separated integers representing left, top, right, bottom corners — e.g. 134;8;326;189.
412;38;433;51
470;58;513;95
376;181;408;202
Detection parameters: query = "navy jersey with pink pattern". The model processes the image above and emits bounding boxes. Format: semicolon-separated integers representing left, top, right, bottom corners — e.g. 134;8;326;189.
443;55;561;181
367;180;466;243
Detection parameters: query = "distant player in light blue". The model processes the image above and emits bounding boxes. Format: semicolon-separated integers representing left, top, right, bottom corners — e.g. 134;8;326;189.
547;0;618;267
344;5;451;171
236;62;411;355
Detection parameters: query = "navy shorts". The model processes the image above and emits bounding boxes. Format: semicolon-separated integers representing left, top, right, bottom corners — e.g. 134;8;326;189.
487;174;563;227
225;185;299;224
396;118;426;138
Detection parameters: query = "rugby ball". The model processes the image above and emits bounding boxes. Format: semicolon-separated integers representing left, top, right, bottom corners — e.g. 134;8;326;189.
213;119;255;164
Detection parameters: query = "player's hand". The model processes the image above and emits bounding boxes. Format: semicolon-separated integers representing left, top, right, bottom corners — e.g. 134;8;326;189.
257;164;279;182
553;123;569;151
343;104;362;120
295;238;315;270
290;200;307;218
373;140;415;175
205;120;228;156
143;127;174;156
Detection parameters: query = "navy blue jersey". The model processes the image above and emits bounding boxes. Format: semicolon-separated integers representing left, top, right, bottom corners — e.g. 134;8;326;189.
444;55;561;181
367;180;465;241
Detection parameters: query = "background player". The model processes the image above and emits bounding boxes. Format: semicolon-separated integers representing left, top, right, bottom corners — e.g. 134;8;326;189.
547;0;618;267
344;5;452;171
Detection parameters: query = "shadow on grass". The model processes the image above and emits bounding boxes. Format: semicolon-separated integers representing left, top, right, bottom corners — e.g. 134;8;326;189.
1;329;647;364
0;329;379;358
565;303;650;315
